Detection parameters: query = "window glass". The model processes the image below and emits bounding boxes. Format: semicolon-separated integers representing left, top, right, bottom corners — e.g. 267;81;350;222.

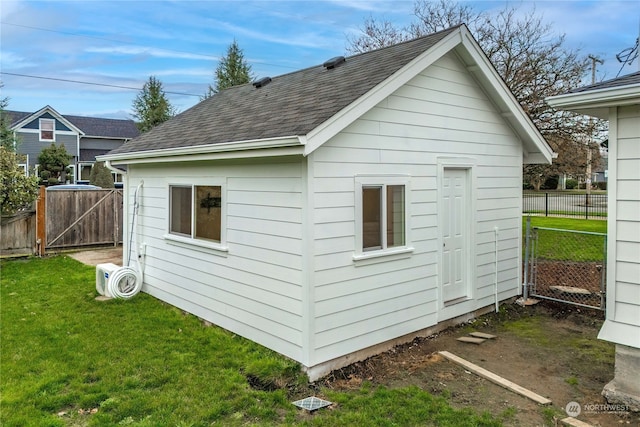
40;119;54;141
362;186;382;250
170;186;192;236
195;186;221;242
387;185;405;248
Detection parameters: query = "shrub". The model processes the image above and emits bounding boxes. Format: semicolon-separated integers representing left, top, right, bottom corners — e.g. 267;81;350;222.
565;179;578;190
89;162;115;188
541;176;558;190
596;181;607;190
0;146;39;215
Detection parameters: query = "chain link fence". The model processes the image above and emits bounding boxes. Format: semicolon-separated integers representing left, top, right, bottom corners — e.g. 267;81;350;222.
523;219;607;310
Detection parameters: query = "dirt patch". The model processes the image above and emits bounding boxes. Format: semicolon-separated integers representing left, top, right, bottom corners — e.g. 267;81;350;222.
67;247;123;266
319;301;639;426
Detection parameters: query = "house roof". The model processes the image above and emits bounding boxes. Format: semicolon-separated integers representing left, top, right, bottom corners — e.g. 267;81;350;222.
546;71;640;119
7;106;139;139
102;25;553;165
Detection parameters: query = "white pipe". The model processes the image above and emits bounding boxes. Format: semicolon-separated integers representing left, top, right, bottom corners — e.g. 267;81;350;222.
494;226;499;312
104;160;126;176
107;180;144;299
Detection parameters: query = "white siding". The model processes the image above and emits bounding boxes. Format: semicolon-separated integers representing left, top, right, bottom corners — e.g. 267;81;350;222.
613;105;640;327
309;52;524;365
127;159;305;361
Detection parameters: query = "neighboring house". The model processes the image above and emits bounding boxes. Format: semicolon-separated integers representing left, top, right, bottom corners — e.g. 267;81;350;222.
100;25;553;380
548;71;640;411
8;105;139;184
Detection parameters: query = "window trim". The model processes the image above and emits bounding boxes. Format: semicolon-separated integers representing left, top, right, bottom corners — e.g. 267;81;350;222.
354;175;412;261
163;181;227;254
39;118;55;141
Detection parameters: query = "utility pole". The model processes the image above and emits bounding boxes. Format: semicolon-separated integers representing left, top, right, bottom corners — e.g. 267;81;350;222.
586;55;603;207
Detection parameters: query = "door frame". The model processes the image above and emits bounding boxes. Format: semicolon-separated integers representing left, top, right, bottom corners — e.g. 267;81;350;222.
437;158;476;314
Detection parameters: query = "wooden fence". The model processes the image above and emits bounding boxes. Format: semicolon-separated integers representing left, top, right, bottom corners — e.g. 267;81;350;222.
1;186;123;257
1;210;36;255
45;188;123;250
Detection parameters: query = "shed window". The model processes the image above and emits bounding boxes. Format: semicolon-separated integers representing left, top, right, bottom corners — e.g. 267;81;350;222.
40;119;55;141
354;175;411;262
362;184;405;251
170;185;222;243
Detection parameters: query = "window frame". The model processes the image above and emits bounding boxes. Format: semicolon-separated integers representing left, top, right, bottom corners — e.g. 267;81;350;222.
354;175;413;261
164;181;227;254
39;118;55;141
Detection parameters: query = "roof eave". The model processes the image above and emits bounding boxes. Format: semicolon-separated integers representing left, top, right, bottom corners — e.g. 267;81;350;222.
10;105;85;135
303;25;554;165
98;135;305;164
546;84;640;119
303;27;465;156
457;32;554;165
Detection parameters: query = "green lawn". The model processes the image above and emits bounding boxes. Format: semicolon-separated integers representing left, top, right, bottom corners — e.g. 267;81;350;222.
522;216;607;261
1;256;501;426
522;216;607;234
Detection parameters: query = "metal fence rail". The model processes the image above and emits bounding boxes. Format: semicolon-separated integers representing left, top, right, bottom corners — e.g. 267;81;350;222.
523;220;607;310
523;192;607;219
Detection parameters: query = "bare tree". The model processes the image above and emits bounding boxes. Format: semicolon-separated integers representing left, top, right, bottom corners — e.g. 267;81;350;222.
346;1;605;190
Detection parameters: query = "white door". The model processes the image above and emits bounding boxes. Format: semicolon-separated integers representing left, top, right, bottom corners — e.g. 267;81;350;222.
441;168;470;302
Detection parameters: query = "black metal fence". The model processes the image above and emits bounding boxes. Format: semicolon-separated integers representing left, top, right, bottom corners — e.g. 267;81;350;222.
523;192;607;219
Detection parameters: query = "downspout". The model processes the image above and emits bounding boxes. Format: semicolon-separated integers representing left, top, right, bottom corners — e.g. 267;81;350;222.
494;226;499;313
104;160;126;177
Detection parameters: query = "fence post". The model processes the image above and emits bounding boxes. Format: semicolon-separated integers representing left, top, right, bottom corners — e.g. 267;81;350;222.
35;185;46;256
523;216;531;301
585;193;589;220
545;192;549;217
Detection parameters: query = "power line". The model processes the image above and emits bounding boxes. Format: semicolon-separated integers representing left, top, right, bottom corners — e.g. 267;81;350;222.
0;72;202;97
1;21;220;61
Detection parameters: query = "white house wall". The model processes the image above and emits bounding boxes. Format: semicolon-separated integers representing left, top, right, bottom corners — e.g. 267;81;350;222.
612;105;640;329
127;159;306;362
309;51;524;366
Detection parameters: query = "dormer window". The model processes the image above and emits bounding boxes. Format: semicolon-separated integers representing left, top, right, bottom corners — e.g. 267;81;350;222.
40;118;55;141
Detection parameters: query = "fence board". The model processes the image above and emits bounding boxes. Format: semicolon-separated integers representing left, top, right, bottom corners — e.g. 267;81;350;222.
46;189;123;249
1;210;36;255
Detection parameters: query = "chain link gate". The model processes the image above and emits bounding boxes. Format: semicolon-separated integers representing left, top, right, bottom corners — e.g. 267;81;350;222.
523;218;607;310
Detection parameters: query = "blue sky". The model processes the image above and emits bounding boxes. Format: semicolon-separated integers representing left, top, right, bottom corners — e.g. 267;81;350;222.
1;0;639;120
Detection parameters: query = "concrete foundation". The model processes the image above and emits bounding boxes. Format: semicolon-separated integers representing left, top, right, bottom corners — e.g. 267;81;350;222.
602;344;640;412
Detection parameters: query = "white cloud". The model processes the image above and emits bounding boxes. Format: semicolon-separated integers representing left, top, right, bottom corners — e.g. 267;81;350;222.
85;46;215;61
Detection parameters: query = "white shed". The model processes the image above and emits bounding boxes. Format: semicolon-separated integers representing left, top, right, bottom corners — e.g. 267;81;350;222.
101;25;553;380
548;71;640;410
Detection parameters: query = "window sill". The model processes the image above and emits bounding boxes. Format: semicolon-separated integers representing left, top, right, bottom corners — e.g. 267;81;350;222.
353;246;414;265
163;234;228;256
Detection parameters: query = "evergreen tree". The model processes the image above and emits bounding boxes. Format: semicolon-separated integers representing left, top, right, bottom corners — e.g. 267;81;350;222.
0;95;18;151
89;161;115;188
132;76;176;133
38;143;71;185
203;40;253;99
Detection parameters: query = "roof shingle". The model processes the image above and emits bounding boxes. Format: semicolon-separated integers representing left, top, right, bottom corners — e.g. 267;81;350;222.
6;110;139;139
107;25;460;156
568;71;640;94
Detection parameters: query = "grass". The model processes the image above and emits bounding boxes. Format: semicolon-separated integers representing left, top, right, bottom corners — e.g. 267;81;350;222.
522;216;607;261
1;256;501;426
522;216;607;234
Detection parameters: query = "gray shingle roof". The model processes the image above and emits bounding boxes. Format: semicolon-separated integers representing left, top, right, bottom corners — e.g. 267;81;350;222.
6;110;139;139
568;71;640;93
62;114;139;139
107;25;461;157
